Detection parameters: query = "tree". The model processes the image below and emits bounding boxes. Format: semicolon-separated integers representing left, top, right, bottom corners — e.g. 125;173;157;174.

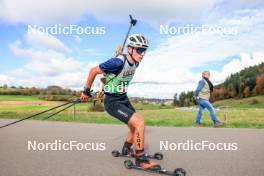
255;75;264;95
243;86;250;97
46;86;63;95
173;93;179;106
29;87;39;95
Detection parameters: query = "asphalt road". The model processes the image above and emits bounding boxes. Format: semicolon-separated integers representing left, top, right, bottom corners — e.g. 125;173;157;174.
0;119;264;176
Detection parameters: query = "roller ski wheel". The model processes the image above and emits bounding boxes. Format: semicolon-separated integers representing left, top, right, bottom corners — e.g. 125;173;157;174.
123;160;186;176
153;152;164;160
112;150;163;160
124;160;133;169
174;168;186;176
112;150;120;157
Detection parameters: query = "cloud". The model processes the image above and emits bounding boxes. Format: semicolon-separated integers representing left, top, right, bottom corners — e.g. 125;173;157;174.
0;74;11;86
86;0;218;23
0;0;88;24
10;42;79;75
1;0;263;25
128;53;264;99
8;30;80;76
26;29;71;52
135;9;264;80
6;29;100;89
128;9;264;98
211;52;264;83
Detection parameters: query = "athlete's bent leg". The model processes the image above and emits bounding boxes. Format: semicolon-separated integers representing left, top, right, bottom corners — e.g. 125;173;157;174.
127;113;159;170
128;112;145;151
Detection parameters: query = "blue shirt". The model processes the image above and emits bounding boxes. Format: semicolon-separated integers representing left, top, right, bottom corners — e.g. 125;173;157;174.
195;79;205;96
99;57;139;75
99;58;124;75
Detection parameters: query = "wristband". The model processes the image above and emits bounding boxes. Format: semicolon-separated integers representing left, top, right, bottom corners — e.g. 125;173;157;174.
83;87;92;97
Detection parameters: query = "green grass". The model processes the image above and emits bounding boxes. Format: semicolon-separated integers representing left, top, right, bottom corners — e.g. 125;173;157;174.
133;102;171;110
0;95;264;128
0;95;39;101
213;95;264;109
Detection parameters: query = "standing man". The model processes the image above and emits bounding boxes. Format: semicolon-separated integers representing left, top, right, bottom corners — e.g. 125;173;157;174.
80;34;160;170
194;71;224;127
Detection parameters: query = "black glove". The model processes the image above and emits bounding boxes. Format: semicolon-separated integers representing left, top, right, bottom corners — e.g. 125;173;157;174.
83;87;92;97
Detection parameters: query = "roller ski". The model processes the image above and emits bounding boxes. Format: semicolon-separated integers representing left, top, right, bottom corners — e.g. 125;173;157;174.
124;153;186;176
112;150;163;160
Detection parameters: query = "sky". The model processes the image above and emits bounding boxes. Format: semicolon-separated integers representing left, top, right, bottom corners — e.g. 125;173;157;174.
0;0;264;99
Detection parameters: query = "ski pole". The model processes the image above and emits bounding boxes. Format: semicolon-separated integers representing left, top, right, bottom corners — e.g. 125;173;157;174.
115;14;137;57
0;99;81;129
42;103;76;121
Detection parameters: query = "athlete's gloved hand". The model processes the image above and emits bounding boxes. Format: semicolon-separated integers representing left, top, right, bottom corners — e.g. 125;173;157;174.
80;87;92;102
80;93;89;102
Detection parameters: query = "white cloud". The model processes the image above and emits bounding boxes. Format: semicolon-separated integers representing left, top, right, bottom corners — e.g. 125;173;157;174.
6;29;100;89
0;0;88;24
10;43;78;75
128;53;264;99
1;0;263;25
135;9;264;81
86;0;218;23
26;29;71;52
0;74;11;86
212;52;264;83
128;9;264;98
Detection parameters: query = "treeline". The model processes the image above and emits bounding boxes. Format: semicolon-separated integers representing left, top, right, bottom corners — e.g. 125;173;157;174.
173;91;195;107
0;85;81;101
213;62;264;100
173;62;264;107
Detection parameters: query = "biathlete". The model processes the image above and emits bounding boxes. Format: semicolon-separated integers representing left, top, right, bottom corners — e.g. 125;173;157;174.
80;34;160;170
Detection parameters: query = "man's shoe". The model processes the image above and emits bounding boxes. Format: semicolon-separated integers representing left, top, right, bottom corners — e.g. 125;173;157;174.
214;121;225;128
194;123;201;127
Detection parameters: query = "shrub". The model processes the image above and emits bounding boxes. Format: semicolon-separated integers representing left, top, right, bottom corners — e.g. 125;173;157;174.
89;104;105;112
39;95;73;101
251;99;259;105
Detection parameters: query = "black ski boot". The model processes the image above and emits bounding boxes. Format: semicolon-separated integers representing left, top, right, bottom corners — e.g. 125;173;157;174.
122;141;134;156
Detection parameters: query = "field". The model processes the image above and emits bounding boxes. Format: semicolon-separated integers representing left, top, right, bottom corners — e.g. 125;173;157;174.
0;95;264;128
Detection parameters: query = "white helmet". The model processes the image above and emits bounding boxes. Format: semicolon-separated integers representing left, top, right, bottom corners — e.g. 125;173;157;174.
127;34;149;48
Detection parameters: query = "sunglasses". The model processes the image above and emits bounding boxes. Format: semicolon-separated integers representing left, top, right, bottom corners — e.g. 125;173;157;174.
135;47;147;55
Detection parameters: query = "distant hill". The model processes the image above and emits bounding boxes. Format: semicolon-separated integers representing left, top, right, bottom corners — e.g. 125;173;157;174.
213;95;264;109
213;62;264;100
